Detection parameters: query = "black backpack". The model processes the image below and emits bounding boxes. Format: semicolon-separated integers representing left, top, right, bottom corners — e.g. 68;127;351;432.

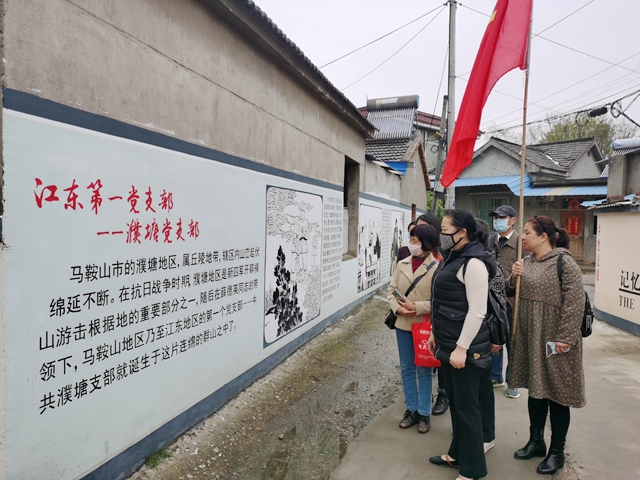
557;254;594;338
463;257;510;345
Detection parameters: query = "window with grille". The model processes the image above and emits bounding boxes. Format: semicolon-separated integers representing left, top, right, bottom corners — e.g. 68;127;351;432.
476;198;510;226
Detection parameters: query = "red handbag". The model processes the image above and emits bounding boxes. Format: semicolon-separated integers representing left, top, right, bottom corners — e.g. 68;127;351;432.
412;315;441;368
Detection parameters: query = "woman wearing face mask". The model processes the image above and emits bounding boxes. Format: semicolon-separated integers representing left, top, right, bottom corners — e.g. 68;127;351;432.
387;224;440;434
508;216;585;476
427;209;497;480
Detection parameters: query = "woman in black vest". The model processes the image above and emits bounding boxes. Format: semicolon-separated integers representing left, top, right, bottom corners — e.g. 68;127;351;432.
427;209;496;480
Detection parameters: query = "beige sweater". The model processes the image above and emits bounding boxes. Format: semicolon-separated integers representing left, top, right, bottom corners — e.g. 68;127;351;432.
387;253;438;332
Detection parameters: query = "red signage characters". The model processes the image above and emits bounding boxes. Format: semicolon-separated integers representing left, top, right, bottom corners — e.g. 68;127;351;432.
34;178;60;208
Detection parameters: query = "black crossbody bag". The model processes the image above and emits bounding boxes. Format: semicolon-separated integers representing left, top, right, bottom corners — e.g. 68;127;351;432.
384;261;437;330
557;254;594;337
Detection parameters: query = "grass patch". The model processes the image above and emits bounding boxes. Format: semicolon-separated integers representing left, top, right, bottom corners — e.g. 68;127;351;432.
145;449;172;468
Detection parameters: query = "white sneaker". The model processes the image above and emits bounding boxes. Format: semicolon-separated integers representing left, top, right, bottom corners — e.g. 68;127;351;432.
505;387;520;398
483;440;495;453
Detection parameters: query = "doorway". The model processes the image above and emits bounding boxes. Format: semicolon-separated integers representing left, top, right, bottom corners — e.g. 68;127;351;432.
561;210;585;261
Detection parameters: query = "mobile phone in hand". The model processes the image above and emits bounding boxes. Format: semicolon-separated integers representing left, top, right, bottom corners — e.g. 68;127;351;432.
392;289;406;301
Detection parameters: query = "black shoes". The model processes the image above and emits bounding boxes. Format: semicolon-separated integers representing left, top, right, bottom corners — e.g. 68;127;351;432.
536;440;565;475
399;410;419;429
428;455;459;467
514;427;547;460
417;414;430;434
432;389;449;416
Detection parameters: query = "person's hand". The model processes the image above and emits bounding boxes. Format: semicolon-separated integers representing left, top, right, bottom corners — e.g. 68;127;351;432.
491;344;503;353
427;333;436;355
398;297;416;312
450;346;467;369
511;259;524;278
396;306;416;316
555;342;570;353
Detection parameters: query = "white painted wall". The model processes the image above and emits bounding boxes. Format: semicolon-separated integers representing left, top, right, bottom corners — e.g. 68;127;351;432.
594;212;640;328
1;110;412;479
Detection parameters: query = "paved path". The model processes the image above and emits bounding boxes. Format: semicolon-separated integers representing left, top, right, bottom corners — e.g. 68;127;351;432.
331;273;640;480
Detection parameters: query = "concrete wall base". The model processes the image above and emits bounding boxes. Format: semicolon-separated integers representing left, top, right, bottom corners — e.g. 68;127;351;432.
594;307;640;337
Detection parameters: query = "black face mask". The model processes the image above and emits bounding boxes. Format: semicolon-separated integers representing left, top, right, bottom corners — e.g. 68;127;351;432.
439;230;462;251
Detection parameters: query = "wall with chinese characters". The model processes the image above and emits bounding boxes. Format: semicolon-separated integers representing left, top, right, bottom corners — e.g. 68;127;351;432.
1;108;416;479
593;212;640;335
0;0;426;477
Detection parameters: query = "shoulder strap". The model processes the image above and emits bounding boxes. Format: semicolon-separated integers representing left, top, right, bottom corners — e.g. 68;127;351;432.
404;260;437;297
557;254;566;286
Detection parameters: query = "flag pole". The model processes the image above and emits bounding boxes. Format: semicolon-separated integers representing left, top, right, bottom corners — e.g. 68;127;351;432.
512;5;533;343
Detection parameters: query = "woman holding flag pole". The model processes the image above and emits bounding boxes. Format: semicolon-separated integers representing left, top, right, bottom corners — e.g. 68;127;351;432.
432;0;533;478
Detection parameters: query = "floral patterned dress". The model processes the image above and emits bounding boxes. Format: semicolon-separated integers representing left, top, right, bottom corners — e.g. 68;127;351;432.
510;248;586;408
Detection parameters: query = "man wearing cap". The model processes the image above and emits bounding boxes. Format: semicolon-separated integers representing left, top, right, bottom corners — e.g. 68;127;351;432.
489;205;521;399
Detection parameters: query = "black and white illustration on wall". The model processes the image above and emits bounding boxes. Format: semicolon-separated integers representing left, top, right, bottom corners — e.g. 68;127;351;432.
390;210;405;276
264;187;322;344
358;204;382;292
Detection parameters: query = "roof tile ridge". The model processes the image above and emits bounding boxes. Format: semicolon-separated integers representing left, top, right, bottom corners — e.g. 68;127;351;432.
531;137;595;147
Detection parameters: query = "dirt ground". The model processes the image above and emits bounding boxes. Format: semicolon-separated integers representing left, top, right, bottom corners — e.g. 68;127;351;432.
129;291;401;480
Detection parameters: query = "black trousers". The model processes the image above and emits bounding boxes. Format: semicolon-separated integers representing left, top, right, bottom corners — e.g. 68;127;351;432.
437;366;445;391
441;362;488;479
479;367;495;443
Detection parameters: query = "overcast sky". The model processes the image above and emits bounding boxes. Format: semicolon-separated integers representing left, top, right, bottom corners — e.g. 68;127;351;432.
254;0;640;145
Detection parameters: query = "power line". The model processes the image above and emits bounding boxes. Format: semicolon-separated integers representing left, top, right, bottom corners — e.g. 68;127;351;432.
542;71;640;113
491;86;640;134
458;0;595;80
482;50;640;127
428;47;449;129
483;87;640;135
341;6;447;92
534;0;595;36
486;68;640;129
459;2;639;76
456;75;564;116
319;3;446;69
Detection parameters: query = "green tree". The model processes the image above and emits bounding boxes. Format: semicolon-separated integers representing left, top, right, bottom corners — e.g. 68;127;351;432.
532;115;637;158
487;114;638;158
427;191;446;219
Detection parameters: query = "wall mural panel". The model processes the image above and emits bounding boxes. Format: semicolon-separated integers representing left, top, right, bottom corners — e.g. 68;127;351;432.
264;187;322;344
357;204;382;292
390;210;405;276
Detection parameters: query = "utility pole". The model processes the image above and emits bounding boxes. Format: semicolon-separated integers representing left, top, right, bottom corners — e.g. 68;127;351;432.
445;0;457;209
430;95;448;214
429;0;457;212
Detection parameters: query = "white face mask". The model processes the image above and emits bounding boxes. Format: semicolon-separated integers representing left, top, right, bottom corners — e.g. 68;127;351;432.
408;244;423;257
493;218;510;233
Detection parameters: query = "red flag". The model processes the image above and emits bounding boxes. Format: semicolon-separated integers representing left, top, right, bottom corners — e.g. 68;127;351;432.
441;0;532;188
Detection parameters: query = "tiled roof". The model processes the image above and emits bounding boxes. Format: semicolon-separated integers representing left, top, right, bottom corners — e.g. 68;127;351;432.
490;137;596;172
533;138;596;169
238;1;374;132
416;111;441;129
491;138;566;172
365;139;413;163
